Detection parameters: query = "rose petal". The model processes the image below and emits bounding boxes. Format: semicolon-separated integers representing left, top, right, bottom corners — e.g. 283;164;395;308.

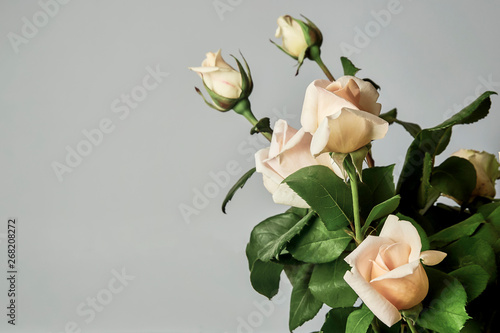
420;250;447;266
377;242;411;271
370;259;421;283
345;235;393;281
301;80;331;133
380;215;422;262
344;268;402;327
334;76;381;116
311;108;388;154
272;183;309;208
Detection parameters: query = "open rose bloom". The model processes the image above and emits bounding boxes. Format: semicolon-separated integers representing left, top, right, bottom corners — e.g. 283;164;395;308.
301;77;388;155
255;119;333;208
344;215;447;327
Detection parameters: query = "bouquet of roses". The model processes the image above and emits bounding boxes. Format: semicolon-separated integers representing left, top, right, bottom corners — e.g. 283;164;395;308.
189;15;499;333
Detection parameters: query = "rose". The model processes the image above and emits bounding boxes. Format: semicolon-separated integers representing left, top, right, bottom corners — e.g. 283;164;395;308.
451;149;499;201
255;119;333;208
343;215;447;327
274;15;310;58
301;78;388;155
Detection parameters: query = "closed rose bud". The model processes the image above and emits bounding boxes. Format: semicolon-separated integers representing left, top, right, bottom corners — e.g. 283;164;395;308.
451;149;500;200
344;215;447;327
190;49;252;111
255;119;334;208
275;15;310;58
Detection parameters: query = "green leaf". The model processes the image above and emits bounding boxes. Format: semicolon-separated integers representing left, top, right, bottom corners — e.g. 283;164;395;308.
379;109;397;124
397;91;496;211
362;195;401;235
417;152;440;212
288;264;323;331
418;267;470;333
346;305;374;333
321;307;356;333
288;215;352;263
250;117;273;135
284;165;353;231
449;265;489;302
222;167;256;214
396;213;430;251
363;165;396;206
257;211;314;262
340;56;361;76
443;237;496;282
309;256;358;308
394;119;422;138
430;156;477;203
248;260;283;299
428;213;484;247
246;212;304;268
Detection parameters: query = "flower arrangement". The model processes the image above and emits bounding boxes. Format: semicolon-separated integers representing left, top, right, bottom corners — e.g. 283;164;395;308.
190;15;499;333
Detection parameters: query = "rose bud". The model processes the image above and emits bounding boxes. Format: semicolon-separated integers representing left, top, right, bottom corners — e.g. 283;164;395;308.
451;149;500;201
273;15;323;74
189;49;252;111
255;119;333;208
344;215;447;327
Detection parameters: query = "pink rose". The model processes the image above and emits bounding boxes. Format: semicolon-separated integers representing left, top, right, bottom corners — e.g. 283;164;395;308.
301;78;388;155
255;119;333;208
343;215;447;327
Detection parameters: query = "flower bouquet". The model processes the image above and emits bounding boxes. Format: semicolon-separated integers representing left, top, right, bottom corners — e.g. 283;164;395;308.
190;15;499;333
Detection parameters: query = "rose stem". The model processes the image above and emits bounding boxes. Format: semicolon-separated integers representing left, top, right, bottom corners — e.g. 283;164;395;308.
407;321;418;333
345;159;362;244
233;99;272;142
309;45;335;81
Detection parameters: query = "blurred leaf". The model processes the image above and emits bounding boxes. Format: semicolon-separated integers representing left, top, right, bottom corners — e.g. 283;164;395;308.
394;119;422;138
288;264;323;331
396;213;430;251
309;255;358;308
340;56;361;76
430;156;477;203
428;213;484;247
443;237;496;282
449;265;489;302
288;215;352;263
418;267;470;333
346;304;374;333
284;165;353;230
320;307;356;333
222;167;256;213
249;260;283;299
418;152;440;212
379;109;397;123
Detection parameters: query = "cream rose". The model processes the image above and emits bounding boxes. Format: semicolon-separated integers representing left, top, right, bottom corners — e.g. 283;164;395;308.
301;78;388;155
344;215;447;327
275;15;309;58
189;49;242;99
255;119;333;208
451;149;499;200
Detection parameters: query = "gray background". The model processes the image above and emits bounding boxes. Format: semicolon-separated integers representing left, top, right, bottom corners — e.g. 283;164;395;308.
1;0;499;332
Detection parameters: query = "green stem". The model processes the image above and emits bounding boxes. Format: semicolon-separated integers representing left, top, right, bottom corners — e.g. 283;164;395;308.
309;45;335;81
371;320;381;333
233;99;272;141
345;159;362;244
407;321;418;333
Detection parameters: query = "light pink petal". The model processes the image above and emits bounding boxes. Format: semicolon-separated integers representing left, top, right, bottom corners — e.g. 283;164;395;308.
344;268;402;327
335;76;381;115
255;148;283;186
420;250;447;266
301;80;331;133
345;235;393;281
380;215;422;262
370;259;421;282
377;242;411;270
310;118;331;156
272;183;309;208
